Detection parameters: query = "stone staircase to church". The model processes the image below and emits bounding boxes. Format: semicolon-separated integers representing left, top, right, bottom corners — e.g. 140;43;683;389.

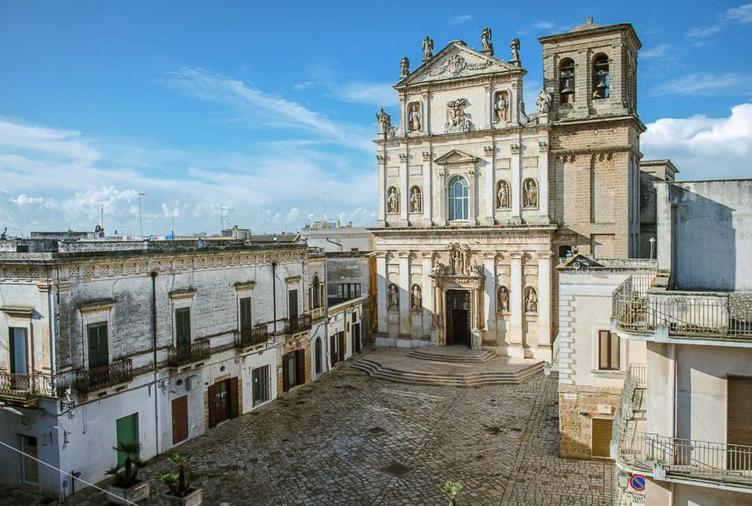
353;347;543;387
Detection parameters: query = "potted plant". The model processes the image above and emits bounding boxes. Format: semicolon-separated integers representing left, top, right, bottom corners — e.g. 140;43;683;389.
158;453;203;506
441;480;463;506
106;442;150;504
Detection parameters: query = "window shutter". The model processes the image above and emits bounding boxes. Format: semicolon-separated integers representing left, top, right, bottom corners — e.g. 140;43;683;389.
282;354;290;392
240;298;252;330
176;308;191;346
598;330;609;370
610;333;620;370
591;418;613;458
728;376;752;470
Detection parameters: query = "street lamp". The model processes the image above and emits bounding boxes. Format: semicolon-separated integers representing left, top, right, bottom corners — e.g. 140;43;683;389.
138;192;147;238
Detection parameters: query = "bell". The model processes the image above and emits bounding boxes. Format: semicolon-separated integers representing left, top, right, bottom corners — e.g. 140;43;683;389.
561;78;574;94
594;74;608;97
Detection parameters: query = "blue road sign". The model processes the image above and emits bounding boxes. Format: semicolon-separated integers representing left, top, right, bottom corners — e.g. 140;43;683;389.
629;474;646;492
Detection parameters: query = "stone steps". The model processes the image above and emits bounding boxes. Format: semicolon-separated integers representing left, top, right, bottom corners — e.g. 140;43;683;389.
406;348;496;363
352;358;542;387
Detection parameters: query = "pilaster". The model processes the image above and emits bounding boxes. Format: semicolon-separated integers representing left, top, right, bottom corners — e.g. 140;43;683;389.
399;152;409;227
536;251;553;362
538;141;550;223
511;143;522;223
421;252;434;339
398;252;411;336
375;253;388;334
484;145;495;225
509;251;524;357
482;252;497;343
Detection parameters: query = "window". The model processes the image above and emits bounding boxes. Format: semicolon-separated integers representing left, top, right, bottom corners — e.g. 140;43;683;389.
337;283;361;300
87;322;109;369
175;308;191;347
559;58;575;103
598;330;620;370
252;365;271;406
592;54;609;99
9;327;28;375
282;350;305;391
309;274;324;309
448;176;469;221
239;297;252;331
288;289;299;321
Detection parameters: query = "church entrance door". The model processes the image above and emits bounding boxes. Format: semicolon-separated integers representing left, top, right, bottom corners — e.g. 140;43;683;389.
446;289;471;347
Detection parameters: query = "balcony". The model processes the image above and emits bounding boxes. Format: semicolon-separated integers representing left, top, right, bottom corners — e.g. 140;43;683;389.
235;325;270;349
167;340;210;368
613;365;752;488
75;359;133;393
285;314;312;335
613;275;752;341
0;371;56;401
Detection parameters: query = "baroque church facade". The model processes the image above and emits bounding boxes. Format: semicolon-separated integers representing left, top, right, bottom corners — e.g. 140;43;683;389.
372;19;643;361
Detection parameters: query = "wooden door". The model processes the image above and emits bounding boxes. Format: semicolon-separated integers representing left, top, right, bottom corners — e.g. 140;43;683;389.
338;332;346;362
87;323;109;368
728;376;752;470
353;323;361;353
116;413;139;466
296;349;306;386
288;289;299;321
171;396;188;445
209;380;231;427
9;327;28;375
330;336;337;366
591;418;613;458
229;377;239;418
446;290;470;346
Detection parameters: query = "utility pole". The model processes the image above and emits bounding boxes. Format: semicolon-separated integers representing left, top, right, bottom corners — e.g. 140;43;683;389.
138;192;147;238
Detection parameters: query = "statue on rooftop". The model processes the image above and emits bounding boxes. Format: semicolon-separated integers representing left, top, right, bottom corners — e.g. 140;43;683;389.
481;27;494;56
422;36;434;61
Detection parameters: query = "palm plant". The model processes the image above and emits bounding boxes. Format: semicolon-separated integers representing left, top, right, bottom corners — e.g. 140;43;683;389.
441;480;463;506
159;452;194;497
107;442;142;487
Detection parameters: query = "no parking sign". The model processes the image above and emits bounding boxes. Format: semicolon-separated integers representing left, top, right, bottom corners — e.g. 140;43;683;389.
629;473;646;492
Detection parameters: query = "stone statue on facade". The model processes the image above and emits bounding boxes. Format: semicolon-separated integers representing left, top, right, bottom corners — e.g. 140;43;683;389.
386;187;400;213
497;286;509;312
388;283;399;308
536;89;551;114
496;181;510;209
409;186;422;212
376;108;391;134
408;103;422;132
400;56;410;78
493;92;509;123
422;36;434;61
411;285;422;309
445;98;470;133
431;262;445;277
525;288;538;314
481;27;494;56
510;38;521;65
523;179;538;208
448;243;472;275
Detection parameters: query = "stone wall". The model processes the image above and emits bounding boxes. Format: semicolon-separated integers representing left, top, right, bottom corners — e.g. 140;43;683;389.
559;385;621;459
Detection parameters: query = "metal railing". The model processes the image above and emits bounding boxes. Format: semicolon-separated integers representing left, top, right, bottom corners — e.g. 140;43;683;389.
613;276;752;339
285;314;312;334
167;340;211;367
0;370;56;399
75;359;133;393
235;325;270;348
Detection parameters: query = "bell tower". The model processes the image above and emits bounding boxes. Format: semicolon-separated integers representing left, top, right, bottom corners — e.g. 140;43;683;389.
539;17;640;122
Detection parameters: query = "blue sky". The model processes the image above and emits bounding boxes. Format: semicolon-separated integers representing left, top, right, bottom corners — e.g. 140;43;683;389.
1;1;751;236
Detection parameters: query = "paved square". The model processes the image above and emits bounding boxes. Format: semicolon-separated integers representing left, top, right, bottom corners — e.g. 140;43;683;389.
5;359;617;505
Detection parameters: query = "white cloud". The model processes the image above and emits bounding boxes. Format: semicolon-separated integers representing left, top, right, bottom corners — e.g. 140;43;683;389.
643;103;752;179
336;82;397;107
448;14;473;26
532;21;555;30
641;44;672;60
688;3;752;39
165;67;372;152
723;3;752;24
651;72;746;97
687;25;722;39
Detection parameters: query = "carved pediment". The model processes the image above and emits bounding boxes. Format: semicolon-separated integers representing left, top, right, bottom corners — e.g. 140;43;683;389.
398;41;521;86
561;254;604;269
434;149;478;165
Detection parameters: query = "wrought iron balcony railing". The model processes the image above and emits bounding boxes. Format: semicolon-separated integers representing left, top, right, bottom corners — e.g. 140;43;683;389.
285;314;312;334
75;359;133;393
0;370;56;399
235;325;270;348
613;275;752;339
167;340;211;367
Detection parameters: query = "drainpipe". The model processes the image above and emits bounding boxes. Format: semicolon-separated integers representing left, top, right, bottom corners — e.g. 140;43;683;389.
48;268;57;392
272;262;277;336
151;271;160;456
325;237;343;252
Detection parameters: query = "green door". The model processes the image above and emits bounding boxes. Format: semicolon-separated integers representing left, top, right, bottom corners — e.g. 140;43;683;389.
240;297;252;330
175;308;191;346
116;413;139;466
87;323;109;369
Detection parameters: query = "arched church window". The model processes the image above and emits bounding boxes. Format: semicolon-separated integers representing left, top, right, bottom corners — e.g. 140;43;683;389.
592;54;609;99
559;58;575;104
448;176;469;221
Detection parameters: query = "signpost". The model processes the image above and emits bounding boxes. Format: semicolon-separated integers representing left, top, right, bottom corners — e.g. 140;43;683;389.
629;474;646;492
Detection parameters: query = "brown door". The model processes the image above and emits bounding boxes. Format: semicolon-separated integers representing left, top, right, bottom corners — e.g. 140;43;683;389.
728;376;752;470
338;332;346;362
209;379;231;428
330;336;337;366
296;349;306;385
446;290;470;346
171;396;189;444
591;418;613;458
352;323;361;353
229;377;239;419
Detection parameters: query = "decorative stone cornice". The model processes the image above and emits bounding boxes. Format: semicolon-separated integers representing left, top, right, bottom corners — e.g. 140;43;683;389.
0;305;35;318
536;251;554;259
509;251;524;260
233;281;256;291
79;299;116;315
168;287;197;300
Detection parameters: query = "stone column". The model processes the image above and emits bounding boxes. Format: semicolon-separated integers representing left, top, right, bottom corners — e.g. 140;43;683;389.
399;153;409;227
421;253;434;339
375;253;388;334
471;286;482;350
509;251;524;357
435;282;444;345
378;155;386;226
536;251;553;362
467;168;477;225
484;84;492;130
538;141;550;222
438;168;448;225
423;150;433;226
511;143;522;223
398;252;411;338
484;146;495;225
483;253;497;344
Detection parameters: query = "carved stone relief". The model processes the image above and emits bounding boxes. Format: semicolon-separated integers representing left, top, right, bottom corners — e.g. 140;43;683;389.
445;98;471;134
429;54;491;77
